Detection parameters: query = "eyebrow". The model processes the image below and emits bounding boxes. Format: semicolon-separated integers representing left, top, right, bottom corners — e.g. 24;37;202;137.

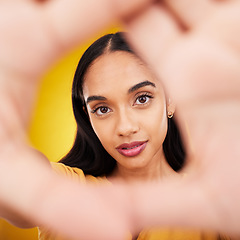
86;95;107;104
128;80;156;94
86;80;156;105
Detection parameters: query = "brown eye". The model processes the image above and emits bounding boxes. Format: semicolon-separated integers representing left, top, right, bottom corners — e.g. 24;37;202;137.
92;106;111;116
138;96;147;104
99;107;108;114
135;94;152;105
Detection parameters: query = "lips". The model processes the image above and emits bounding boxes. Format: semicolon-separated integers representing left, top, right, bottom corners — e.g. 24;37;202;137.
116;141;147;157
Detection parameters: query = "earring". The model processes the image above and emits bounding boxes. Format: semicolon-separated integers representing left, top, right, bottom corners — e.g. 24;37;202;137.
168;112;174;118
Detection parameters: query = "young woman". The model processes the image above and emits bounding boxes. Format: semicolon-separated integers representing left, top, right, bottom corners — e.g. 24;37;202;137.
60;32;184;178
39;32;229;240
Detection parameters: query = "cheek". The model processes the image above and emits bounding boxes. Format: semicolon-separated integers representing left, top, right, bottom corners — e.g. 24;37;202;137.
146;105;168;140
89;117;113;149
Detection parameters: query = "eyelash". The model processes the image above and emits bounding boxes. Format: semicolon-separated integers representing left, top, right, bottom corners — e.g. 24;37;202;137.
91;93;154;116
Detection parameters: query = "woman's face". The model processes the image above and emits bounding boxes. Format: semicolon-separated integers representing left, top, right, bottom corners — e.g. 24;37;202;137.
83;51;173;176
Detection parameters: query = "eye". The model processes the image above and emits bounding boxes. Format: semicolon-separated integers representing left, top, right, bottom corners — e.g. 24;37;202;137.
134;94;153;106
91;106;111;116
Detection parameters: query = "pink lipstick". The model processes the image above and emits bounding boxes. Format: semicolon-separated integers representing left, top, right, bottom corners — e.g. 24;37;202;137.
116;141;147;157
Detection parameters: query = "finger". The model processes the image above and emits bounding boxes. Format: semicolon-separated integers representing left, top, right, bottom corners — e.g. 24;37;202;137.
124;1;240;113
163;0;217;28
124;3;181;72
43;0;154;52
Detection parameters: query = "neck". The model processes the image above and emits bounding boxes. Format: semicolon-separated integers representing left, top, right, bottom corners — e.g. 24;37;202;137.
109;157;180;184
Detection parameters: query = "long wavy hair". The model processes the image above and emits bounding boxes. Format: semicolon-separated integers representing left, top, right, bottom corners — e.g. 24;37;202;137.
59;32;185;176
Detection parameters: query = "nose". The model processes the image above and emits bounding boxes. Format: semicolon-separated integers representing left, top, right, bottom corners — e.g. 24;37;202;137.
116;111;139;137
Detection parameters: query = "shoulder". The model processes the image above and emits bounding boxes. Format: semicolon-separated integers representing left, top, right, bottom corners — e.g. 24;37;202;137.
50;162;86;182
50;162;107;184
138;228;221;240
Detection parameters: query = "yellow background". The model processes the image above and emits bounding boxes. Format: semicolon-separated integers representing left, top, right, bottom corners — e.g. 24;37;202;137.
0;26;120;240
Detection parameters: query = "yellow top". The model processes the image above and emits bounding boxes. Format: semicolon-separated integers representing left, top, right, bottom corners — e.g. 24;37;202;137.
38;162;230;240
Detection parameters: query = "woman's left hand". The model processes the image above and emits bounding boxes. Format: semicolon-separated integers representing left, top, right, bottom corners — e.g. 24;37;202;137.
125;0;240;235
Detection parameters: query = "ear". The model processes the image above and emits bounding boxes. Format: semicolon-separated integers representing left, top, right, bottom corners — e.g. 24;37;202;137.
166;98;175;118
83;105;89;117
83;105;86;113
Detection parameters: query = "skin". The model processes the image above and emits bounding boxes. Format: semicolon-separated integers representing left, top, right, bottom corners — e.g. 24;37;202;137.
1;0;240;239
83;51;176;183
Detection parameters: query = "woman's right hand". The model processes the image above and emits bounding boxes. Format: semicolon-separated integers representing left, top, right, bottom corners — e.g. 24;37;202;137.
0;0;152;239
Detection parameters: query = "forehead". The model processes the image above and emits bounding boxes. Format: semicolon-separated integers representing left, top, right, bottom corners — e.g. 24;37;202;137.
83;51;159;96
